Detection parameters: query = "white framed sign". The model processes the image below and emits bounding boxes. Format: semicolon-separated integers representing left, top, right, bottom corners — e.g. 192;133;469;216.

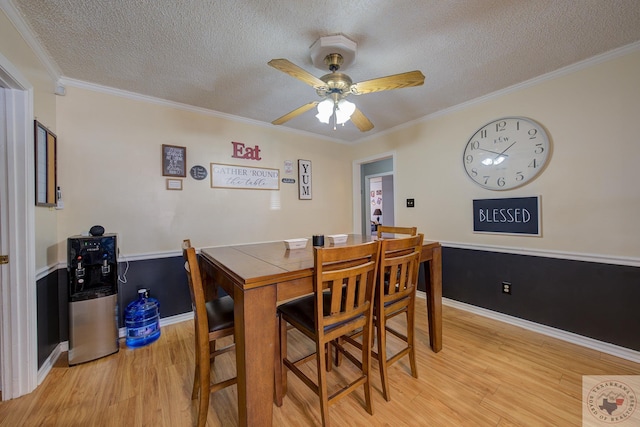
166;178;183;190
210;163;280;190
298;159;311;200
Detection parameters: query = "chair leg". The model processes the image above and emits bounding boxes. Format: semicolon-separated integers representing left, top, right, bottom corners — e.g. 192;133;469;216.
333;337;343;367
316;340;331;427
210;339;216;369
279;316;289;401
196;359;211;427
377;316;391;401
274;314;284;407
192;364;200;400
362;323;374;415
192;334;200;400
407;303;418;378
325;342;332;372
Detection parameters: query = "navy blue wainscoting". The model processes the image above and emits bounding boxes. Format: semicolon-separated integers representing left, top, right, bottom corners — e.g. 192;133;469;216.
36;270;62;368
116;256;191;328
36;255;193;369
442;247;640;352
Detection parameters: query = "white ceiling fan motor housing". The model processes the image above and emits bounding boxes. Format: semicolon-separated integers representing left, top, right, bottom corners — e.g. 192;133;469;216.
310;34;357;71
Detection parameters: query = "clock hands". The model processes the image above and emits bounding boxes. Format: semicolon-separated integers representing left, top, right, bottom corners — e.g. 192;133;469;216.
475;141;517;158
476;148;510;157
494;141;517;160
475;142;516;166
481;141;516;165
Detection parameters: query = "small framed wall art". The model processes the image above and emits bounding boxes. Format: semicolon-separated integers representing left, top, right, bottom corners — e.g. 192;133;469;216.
298;159;311;200
162;144;186;177
166;178;183;190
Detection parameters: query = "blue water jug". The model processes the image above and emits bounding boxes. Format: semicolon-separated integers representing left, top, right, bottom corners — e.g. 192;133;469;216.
125;288;161;348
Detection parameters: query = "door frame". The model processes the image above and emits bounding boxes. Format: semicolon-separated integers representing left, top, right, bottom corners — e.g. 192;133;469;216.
0;53;38;399
351;151;396;235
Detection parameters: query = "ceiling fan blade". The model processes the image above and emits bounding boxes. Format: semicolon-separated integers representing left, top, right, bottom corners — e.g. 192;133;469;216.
350;107;374;132
272;101;319;125
268;59;327;89
351;70;425;95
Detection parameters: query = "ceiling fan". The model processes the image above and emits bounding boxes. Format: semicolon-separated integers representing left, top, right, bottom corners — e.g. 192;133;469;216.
268;35;425;132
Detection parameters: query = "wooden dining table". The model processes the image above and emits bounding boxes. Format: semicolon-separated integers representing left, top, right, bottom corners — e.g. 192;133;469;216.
198;234;442;427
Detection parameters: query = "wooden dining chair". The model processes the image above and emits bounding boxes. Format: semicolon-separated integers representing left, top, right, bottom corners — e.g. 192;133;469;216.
376;225;418;239
277;240;381;427
342;234;423;401
182;240;236;427
374;233;423;401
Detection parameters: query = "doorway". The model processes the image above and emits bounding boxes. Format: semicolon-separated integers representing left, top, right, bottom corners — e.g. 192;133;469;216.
364;174;394;236
351;152;395;236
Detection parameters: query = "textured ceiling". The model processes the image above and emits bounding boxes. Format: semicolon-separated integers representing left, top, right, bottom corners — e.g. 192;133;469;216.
7;0;640;143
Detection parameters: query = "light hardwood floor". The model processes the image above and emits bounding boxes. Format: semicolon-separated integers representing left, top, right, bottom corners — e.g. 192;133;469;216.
0;301;638;426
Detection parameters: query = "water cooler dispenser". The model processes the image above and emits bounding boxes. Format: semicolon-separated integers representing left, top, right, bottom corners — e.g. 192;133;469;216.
67;234;119;365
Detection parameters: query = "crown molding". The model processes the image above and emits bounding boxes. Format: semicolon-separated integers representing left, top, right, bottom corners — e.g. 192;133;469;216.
425;41;640;122
1;0;61;82
6;0;638;147
59;75;345;144
354;40;640;145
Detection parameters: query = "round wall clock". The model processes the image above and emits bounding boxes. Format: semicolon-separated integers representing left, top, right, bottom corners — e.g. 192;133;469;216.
463;116;550;190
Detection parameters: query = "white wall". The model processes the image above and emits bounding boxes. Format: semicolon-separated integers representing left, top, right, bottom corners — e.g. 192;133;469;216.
350;46;640;260
55;86;354;260
5;0;640;266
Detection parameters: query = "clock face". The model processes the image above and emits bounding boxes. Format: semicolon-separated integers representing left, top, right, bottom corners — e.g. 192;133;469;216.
463;117;550;190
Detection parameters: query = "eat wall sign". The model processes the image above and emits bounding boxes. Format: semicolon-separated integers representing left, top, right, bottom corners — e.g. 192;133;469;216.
231;141;261;161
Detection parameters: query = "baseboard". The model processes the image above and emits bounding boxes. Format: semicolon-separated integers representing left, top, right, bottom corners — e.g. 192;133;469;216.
117;311;194;338
37;341;66;385
37;311;195;384
416;291;640;364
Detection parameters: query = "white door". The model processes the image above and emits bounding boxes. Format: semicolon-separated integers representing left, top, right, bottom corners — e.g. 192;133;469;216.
0;85;6;394
0;57;38;399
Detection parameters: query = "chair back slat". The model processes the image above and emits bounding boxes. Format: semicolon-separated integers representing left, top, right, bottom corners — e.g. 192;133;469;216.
377;225;418;239
314;241;380;341
379;234;424;306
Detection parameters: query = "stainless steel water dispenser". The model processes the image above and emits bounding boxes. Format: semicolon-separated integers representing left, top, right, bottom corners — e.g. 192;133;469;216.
67;234;119;365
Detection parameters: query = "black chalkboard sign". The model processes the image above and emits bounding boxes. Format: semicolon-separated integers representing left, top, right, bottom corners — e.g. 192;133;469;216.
162;144;186;177
190;165;207;180
473;196;540;235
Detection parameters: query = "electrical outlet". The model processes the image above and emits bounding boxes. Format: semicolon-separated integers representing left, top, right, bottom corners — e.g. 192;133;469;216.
502;281;511;294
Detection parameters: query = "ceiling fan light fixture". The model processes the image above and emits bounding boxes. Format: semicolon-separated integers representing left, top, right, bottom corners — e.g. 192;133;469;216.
335;99;355;124
315;98;333;123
